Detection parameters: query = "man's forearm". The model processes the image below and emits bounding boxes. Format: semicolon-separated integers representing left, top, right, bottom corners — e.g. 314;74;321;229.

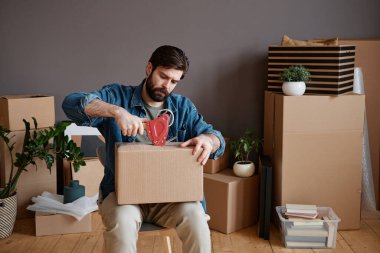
84;98;120;118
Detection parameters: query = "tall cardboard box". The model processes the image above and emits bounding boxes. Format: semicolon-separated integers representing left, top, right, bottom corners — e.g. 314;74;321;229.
264;91;365;230
115;143;203;205
0;129;57;218
0;95;55;131
203;169;259;234
204;138;230;174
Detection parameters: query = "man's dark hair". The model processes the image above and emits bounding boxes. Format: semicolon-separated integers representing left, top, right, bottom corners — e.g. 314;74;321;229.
149;45;189;79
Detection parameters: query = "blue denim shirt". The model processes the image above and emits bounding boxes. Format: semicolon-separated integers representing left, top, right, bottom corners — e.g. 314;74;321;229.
62;81;226;202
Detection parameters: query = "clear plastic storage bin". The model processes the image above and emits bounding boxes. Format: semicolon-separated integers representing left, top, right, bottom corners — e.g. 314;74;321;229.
276;206;340;248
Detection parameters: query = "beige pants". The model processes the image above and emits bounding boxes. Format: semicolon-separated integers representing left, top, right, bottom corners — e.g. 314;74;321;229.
98;192;211;253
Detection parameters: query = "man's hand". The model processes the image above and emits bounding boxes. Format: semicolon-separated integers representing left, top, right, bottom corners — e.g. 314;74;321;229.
180;134;220;165
113;107;148;136
84;98;148;136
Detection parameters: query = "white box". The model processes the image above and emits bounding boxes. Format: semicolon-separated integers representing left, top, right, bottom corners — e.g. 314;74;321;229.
276;206;340;249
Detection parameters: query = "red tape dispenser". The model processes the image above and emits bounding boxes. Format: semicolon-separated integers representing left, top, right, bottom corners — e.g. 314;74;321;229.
144;114;170;146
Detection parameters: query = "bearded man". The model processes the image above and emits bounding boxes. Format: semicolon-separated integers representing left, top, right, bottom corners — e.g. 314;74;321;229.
62;45;225;253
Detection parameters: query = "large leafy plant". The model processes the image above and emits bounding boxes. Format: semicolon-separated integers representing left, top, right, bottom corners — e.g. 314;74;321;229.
280;65;311;82
0;118;85;199
230;128;262;162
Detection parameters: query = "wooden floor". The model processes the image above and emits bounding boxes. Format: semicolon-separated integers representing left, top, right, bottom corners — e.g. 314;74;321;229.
1;212;380;253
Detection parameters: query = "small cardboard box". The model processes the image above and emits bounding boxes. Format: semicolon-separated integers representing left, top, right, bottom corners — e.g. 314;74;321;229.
35;212;92;236
0;95;55;131
267;45;355;95
0;129;57;218
204;169;259;234
115;142;203;205
204;138;230;174
263;91;365;230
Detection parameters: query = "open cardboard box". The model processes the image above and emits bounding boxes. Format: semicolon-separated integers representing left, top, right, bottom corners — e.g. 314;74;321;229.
63;123;104;197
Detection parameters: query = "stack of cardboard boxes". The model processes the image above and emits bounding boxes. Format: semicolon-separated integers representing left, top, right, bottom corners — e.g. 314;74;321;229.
203;139;260;234
264;91;365;230
0;95;56;219
0;95;93;236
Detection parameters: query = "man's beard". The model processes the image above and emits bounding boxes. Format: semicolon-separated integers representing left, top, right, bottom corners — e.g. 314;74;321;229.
146;74;170;102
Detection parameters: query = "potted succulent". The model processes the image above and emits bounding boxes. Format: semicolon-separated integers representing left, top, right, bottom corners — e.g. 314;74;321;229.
230;128;262;177
0;118;85;239
280;65;311;96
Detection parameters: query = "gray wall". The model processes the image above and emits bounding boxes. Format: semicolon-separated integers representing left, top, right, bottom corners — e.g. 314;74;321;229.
1;0;379;139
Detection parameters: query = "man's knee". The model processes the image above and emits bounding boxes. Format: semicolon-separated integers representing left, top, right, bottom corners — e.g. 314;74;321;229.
177;202;210;234
101;204;142;253
176;202;211;253
179;202;207;220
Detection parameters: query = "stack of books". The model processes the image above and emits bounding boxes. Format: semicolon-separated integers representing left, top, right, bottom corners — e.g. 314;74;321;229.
282;204;334;248
285;204;318;219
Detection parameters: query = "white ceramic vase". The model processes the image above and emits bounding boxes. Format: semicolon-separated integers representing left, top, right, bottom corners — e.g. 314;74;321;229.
233;161;255;177
282;81;306;96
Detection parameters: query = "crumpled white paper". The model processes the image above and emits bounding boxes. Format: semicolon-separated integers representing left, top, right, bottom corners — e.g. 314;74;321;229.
27;191;98;220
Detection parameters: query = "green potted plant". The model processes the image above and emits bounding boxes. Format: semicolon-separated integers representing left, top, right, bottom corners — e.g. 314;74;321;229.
280;65;311;96
0;118;85;239
230;128;262;177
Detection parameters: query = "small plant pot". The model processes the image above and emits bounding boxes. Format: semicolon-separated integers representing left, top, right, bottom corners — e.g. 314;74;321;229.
0;193;17;239
233;161;255;177
282;81;306;96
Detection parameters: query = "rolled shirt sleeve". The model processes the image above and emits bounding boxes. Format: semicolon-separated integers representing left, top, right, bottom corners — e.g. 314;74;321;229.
186;101;225;160
62;84;121;127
